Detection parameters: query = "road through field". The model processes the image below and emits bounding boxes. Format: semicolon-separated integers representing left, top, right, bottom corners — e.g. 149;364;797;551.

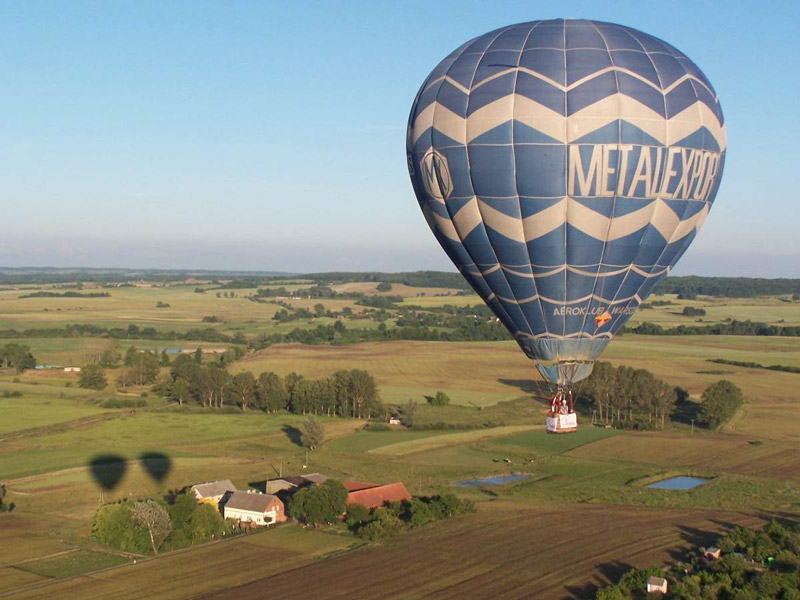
203;503;766;600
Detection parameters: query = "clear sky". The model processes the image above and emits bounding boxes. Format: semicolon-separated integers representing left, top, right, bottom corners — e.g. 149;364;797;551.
1;1;798;275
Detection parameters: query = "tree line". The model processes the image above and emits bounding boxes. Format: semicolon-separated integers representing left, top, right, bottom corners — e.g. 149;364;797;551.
93;492;232;555
156;355;383;418
653;275;800;299
577;363;744;431
0;323;243;344
576;362;682;429
0;343;36;372
626;319;800;337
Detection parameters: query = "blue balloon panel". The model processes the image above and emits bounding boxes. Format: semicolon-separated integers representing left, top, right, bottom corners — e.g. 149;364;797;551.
407;19;726;365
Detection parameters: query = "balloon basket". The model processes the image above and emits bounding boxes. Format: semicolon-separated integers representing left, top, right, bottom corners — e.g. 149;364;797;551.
546;411;577;434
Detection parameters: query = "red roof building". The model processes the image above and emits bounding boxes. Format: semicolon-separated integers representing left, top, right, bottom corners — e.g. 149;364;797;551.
347;482;412;509
343;480;379;493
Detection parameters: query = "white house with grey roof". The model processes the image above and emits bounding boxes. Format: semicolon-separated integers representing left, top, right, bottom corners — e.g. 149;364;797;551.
222;491;285;526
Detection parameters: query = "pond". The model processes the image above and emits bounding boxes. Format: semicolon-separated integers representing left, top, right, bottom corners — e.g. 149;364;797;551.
647;476;709;490
453;474;532;487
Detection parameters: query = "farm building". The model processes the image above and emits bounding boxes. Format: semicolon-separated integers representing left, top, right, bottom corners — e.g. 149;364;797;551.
191;480;237;506
343;480;380;493
646;576;668;593
347;482;411;509
263;473;328;495
222;491;285;526
388;417;402;425
63;366;81;373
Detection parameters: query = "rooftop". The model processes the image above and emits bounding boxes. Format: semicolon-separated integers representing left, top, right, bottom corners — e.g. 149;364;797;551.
347;482;411;509
224;491;281;513
191;479;237;498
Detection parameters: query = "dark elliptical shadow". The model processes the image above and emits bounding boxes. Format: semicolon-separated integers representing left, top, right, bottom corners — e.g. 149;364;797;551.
89;454;127;501
140;452;172;485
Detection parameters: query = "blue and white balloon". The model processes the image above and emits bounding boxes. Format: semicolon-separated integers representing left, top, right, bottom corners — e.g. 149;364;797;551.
407;19;725;383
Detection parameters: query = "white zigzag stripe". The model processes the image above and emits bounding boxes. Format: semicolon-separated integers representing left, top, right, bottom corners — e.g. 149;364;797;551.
431;196;709;245
515;331;614;340
424;69;718;104
411;95;726;151
492;292;642;306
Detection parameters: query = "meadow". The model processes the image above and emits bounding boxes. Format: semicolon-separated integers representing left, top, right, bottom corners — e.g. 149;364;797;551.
1;279;800;598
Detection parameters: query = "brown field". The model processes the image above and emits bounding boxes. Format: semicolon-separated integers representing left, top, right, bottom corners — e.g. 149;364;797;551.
203;503;767;600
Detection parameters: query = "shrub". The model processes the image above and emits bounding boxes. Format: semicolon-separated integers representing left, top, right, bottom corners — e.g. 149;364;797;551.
345;503;371;527
430;391;451;406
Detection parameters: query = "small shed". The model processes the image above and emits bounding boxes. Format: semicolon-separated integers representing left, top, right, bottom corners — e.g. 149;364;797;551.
705;547;722;560
388;417;402;426
64;366;81;373
222;491;285;526
646;576;668;594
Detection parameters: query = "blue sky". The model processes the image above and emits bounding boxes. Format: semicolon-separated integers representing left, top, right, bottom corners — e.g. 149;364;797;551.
1;0;798;275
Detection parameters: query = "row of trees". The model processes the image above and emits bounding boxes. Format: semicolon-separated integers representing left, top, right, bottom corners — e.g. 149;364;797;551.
627;319;800;337
93;493;230;555
346;494;474;541
157;356;382;418
576;362;682;429
653;275;800;299
0;343;36;372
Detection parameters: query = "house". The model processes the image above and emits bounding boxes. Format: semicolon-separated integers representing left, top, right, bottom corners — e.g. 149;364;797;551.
191;480;237;506
646;576;668;594
705;547;722;560
347;482;411;509
222;491;286;526
388;417;402;426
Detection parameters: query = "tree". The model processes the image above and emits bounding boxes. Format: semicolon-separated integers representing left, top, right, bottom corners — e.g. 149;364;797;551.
700;380;744;429
119;351;160;387
171;377;191;406
376;282;392;292
300;416;325;449
403;498;432;528
124;345;138;367
0;343;36;373
430;391;451;406
345;503;370;527
194;348;203;365
79;364;107;390
313;303;326;317
0;483;13;513
230;372;257;411
257;372;288;413
132;500;172;554
99;342;121;368
290;480;347;525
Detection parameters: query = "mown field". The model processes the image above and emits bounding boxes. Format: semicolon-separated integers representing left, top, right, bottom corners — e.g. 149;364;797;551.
2;281;800;599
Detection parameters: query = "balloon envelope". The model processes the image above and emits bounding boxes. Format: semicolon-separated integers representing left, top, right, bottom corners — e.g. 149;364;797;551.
407;19;725;378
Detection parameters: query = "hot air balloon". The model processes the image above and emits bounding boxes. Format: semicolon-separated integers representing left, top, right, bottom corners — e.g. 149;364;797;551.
406;19;725;433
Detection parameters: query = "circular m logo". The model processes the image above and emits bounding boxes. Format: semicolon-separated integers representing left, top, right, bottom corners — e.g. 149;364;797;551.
420;149;452;202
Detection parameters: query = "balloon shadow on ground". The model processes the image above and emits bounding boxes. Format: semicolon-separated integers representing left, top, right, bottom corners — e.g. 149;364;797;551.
140;452;172;484
281;424;303;447
89;455;127;492
565;560;634;599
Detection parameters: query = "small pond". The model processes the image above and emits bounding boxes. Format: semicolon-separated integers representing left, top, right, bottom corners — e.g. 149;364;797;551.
453;474;532;487
647;476;709;490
